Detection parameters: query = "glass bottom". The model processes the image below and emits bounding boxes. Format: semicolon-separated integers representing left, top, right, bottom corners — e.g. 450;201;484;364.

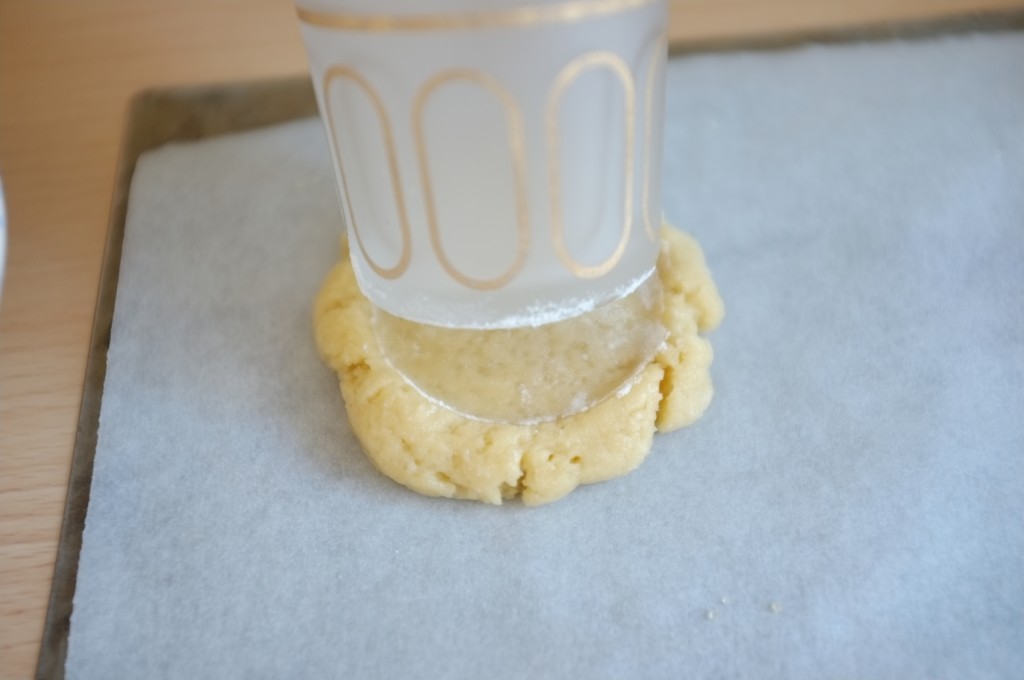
371;273;666;424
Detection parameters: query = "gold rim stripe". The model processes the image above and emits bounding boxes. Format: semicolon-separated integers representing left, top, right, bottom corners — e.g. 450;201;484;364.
323;66;412;279
547;51;635;279
413;69;530;291
297;0;659;32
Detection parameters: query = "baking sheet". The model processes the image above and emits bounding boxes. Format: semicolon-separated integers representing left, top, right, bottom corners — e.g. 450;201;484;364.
37;75;319;680
64;31;1024;679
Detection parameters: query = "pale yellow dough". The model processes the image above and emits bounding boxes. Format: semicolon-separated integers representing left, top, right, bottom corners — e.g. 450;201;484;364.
314;226;724;506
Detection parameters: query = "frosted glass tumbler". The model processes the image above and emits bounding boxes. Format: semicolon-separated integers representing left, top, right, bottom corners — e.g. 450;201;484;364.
297;0;668;329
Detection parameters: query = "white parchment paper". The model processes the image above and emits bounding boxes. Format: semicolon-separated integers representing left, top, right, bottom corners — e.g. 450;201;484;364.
66;32;1024;679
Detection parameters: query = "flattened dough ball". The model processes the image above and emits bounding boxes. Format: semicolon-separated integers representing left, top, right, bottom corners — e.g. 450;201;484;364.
314;226;724;505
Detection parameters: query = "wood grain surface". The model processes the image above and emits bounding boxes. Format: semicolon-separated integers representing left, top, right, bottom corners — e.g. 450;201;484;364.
1;0;1021;677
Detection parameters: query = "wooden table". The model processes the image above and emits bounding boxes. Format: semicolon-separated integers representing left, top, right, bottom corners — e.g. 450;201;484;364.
0;0;1020;676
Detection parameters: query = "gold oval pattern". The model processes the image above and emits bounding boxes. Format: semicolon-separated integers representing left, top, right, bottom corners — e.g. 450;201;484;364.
297;0;659;32
547;51;635;278
642;31;668;241
323;66;412;280
413;69;530;291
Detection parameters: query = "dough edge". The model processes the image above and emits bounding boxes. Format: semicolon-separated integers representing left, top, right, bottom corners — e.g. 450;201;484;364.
313;225;724;506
